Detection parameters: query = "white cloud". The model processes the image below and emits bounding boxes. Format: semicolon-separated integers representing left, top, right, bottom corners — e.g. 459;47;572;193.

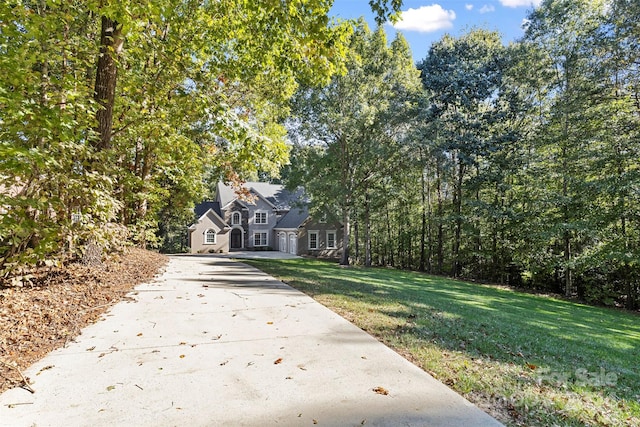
465;4;474;10
392;4;456;33
479;4;495;13
500;0;542;7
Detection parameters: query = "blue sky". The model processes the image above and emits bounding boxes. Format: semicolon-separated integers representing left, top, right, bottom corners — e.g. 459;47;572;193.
330;0;542;62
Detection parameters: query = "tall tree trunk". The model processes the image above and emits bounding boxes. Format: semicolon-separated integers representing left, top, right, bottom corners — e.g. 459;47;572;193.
426;168;433;273
452;155;464;278
94;15;124;150
419;149;427;272
385;199;394;267
364;192;372;267
474;166;482;279
619;196;635;309
436;159;444;274
405;204;412;269
492;183;503;284
562;120;573;296
340;198;350;266
354;219;359;263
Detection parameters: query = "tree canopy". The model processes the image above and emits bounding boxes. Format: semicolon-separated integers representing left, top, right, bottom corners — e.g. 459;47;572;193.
285;0;640;310
0;0;403;274
287;21;421;265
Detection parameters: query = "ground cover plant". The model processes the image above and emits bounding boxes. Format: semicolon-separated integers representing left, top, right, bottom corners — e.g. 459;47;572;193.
244;258;640;427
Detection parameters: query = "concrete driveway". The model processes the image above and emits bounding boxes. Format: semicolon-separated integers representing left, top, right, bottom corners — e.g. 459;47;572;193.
0;256;502;427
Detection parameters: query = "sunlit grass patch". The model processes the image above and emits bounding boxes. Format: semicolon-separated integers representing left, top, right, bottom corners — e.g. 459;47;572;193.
245;258;640;427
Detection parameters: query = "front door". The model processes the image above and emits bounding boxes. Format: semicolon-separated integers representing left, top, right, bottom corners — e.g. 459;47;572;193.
230;228;242;249
279;233;286;252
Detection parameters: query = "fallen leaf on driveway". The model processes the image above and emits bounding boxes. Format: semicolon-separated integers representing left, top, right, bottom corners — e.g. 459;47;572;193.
274;358;283;364
179;354;185;359
373;386;389;395
36;365;54;375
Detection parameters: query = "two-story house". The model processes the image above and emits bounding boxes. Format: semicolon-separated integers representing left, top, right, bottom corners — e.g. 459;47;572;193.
187;182;342;258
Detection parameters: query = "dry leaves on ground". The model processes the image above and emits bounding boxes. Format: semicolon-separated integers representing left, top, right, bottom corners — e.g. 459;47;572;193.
0;248;168;394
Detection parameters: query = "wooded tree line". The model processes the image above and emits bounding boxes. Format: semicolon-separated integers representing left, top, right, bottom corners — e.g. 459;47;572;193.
288;0;640;309
0;1;405;279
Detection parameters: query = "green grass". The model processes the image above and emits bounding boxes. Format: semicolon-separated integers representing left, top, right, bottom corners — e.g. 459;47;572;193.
243;258;640;427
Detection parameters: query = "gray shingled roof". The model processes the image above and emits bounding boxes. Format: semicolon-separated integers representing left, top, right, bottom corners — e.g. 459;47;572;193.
194;201;223;219
217;182;306;210
275;207;309;229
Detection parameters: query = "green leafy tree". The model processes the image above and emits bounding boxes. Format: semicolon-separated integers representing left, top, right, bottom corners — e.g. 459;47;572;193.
0;0;405;275
418;29;507;277
288;22;421;265
522;0;622;297
0;2;119;274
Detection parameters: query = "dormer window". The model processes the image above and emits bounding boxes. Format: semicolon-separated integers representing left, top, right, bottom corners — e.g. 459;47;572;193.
255;211;267;224
231;211;241;225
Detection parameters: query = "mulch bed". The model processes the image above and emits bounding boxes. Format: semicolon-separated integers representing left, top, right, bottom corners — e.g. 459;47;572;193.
0;248;168;394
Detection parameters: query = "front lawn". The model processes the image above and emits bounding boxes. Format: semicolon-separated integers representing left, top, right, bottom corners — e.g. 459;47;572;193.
243;258;640;427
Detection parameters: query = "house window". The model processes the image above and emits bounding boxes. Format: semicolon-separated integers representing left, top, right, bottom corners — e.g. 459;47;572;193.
204;229;216;244
309;231;319;250
254;232;268;247
71;212;82;224
326;231;337;249
255;211;267;224
231;212;241;225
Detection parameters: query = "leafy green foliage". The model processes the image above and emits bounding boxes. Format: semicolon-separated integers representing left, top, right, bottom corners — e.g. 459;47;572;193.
285;0;640;309
1;0;405;275
288;21;421;265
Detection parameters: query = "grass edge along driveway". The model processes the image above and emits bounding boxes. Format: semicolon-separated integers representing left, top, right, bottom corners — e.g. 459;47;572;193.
243;258;640;427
